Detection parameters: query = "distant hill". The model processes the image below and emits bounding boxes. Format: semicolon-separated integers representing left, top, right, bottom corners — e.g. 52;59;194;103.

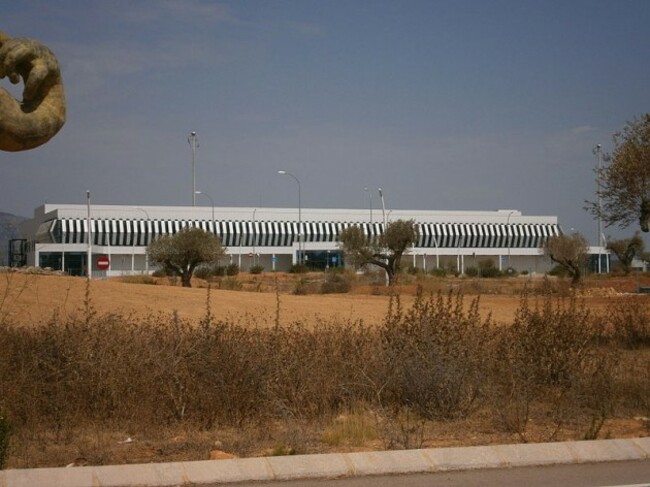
0;212;27;266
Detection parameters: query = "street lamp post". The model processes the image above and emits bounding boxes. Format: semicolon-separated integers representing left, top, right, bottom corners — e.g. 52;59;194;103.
506;210;515;271
86;190;92;280
188;131;198;206
133;207;150;274
278;170;302;265
252;208;258;266
364;187;373;223
195;190;215;222
378;188;387;228
378;188;388;285
594;144;603;273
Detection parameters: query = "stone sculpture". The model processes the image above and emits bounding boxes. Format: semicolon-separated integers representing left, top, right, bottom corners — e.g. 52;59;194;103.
0;31;66;151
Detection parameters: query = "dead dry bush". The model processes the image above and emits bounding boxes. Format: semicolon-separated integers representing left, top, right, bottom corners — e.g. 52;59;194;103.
0;281;649;467
376;289;493;421
606;296;650;349
488;291;617;442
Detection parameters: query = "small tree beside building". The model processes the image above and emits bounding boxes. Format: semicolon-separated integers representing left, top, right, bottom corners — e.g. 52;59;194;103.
543;233;589;286
606;233;645;275
338;219;418;286
147;227;225;287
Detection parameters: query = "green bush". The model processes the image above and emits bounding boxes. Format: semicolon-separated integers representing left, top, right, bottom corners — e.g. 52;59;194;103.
428;267;447;277
226;263;239;276
465;266;479;277
478;259;501;278
250;265;264;275
194;263;228;279
406;265;424;276
548;265;568;278
289;263;309;274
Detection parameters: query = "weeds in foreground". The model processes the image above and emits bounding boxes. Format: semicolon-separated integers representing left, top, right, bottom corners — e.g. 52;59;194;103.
0;285;647;468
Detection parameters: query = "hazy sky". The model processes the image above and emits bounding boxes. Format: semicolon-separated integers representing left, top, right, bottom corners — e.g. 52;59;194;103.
1;0;649;244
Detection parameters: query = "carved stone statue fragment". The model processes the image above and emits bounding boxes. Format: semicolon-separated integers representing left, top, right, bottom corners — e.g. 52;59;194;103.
0;31;66;151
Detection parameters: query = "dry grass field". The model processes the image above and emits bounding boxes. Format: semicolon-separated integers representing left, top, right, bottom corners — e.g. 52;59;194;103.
1;269;649;469
1;270;642;327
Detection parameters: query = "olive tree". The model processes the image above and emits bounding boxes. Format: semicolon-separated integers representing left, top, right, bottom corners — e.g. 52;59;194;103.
148;227;225;287
338;219;418;286
543;233;589;286
587;113;650;232
606;233;644;275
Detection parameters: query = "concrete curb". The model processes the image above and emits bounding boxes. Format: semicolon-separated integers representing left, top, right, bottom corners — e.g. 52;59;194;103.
1;437;649;486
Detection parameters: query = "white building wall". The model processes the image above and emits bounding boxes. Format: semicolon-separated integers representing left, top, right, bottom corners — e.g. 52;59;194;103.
21;203;563;276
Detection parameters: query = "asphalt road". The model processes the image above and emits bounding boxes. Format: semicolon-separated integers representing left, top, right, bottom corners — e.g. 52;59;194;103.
217;460;650;487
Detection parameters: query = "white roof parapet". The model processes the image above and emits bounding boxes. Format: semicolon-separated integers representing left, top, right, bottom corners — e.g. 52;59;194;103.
36;204;556;225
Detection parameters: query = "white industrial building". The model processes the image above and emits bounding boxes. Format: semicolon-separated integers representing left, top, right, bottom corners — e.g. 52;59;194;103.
12;203;574;277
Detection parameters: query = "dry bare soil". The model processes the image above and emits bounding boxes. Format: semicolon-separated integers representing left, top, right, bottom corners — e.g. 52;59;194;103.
0;271;640;327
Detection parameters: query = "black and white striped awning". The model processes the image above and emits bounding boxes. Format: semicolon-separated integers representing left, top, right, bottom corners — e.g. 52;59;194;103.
48;218;560;249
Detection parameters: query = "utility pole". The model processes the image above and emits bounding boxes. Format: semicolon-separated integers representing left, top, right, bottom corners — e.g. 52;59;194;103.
86;190;92;280
594;144;603;273
188;131;198;206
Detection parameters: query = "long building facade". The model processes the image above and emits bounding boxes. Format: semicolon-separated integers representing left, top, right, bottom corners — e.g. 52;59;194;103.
15;203;568;277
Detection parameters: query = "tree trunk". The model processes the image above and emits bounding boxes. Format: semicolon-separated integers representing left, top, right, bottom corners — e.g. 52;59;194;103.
570;267;581;286
181;271;192;288
386;267;395;286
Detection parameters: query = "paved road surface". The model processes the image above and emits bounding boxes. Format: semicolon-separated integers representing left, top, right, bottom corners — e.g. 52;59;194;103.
220;460;650;487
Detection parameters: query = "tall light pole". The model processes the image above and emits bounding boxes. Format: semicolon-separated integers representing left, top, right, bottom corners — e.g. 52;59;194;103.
188;131;198;206
378;188;387;228
594;144;603;273
278;170;302;265
252;208;258;266
378;188;388;285
506;210;515;270
86;190;92;280
133;207;150;274
195;190;215;222
364;187;373;223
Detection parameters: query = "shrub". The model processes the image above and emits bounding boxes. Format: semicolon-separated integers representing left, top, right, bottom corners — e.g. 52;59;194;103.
226;263;240;276
464;266;479;277
194;263;227;279
250;265;264;275
120;275;157;285
293;278;309;295
289;263;309;274
478;259;501;278
193;265;212;280
488;292;615;442
548;265;568;278
428;267;446;277
379;289;492;420
320;270;352;294
406;265;424;276
608;297;650;348
217;277;243;291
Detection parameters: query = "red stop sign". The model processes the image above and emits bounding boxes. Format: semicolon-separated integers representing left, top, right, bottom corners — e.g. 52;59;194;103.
96;255;110;270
